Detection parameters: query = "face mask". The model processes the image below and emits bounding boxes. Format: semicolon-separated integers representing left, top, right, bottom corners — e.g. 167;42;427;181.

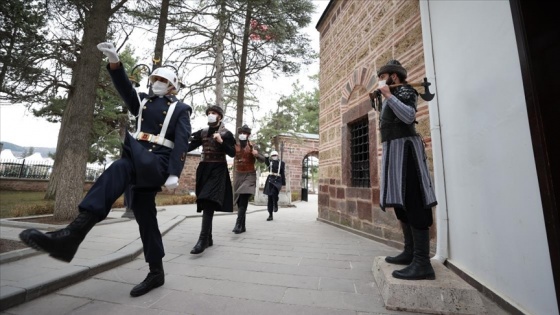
239;134;247;141
207;114;217;123
271;156;278;161
378;80;386;87
152;81;169;96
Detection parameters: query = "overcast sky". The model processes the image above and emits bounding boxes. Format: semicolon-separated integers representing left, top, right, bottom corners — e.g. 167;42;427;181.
0;1;329;150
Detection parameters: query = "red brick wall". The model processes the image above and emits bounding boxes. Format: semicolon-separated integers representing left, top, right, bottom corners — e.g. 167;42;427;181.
317;0;435;246
271;134;319;198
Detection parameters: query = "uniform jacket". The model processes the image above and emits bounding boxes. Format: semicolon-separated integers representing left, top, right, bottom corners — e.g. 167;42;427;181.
109;64;192;179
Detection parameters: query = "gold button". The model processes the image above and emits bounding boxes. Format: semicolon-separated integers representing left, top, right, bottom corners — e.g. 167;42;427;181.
141;118;144;121
148;149;152;152
163;111;167;114
167;102;171;105
149;99;152;102
143;106;147;110
153;144;156;148
159;123;163;127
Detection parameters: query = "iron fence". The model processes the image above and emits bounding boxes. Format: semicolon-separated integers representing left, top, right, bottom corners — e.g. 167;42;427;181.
0;159;105;181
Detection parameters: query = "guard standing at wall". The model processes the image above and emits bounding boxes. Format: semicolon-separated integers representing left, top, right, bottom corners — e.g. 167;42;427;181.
263;151;286;221
19;42;192;296
232;124;265;233
375;59;438;280
188;106;235;254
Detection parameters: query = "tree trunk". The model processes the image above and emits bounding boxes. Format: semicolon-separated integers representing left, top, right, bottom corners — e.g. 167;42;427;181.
214;0;227;108
235;1;252;134
50;0;114;220
153;0;169;70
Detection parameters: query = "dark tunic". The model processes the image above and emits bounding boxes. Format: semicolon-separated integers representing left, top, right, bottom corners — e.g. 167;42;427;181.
188;123;235;212
263;158;286;196
233;141;265;198
379;85;437;210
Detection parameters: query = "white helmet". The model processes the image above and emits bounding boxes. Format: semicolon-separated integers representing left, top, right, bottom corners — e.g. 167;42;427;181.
270;150;279;156
149;67;179;90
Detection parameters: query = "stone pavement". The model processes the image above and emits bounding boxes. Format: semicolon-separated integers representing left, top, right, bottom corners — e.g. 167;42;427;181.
0;195;508;314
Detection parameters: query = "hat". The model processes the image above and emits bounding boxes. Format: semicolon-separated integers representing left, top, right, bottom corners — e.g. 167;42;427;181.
238;124;252;134
377;59;407;79
270;150;279;156
149;67;179;90
205;105;224;118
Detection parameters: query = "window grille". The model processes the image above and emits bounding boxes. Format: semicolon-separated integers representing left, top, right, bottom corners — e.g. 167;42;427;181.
350;118;370;187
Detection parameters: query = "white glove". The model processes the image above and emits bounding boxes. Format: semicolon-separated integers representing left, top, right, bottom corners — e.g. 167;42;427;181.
164;175;179;189
96;42;119;63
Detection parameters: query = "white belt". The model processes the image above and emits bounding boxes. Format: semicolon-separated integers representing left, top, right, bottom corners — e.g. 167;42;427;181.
270;173;280;176
136;132;175;149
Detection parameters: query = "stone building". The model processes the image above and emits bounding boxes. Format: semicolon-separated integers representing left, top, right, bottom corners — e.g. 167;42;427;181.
316;1;560;314
316;0;432;247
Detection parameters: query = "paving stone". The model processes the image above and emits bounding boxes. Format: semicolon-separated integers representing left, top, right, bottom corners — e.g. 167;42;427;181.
3;294;90;315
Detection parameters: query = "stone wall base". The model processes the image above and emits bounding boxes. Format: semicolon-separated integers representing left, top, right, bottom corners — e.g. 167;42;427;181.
372;257;486;315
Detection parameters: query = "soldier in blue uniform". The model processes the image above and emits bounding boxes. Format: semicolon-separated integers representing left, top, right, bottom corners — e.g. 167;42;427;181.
263;150;286;221
19;42;192;297
187;106;235;254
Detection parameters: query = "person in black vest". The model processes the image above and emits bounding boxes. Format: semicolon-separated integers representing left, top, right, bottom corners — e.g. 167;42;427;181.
188;106;235;254
19;42;192;296
375;59;438;280
263;150;286;221
232;124;265;233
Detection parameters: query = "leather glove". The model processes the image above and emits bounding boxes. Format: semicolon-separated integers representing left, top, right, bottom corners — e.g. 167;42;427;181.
96;42;119;63
164;175;179;189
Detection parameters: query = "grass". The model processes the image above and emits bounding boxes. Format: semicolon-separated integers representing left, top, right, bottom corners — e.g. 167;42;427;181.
0;191;196;219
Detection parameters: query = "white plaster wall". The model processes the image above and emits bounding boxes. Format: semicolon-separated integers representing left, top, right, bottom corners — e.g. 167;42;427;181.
423;1;557;314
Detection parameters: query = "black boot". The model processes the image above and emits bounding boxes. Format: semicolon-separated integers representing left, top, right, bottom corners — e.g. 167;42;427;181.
232;215;242;233
235;207;246;234
385;222;413;265
208;226;213;247
240;209;246;233
19;211;98;262
191;210;213;254
266;213;273;221
392;227;435;280
130;261;165;297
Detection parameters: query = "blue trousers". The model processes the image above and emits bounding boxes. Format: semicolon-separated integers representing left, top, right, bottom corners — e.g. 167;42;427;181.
78;158;165;263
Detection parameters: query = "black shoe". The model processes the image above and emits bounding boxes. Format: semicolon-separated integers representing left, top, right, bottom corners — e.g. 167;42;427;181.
19;212;97;262
385;222;414;265
273;205;278;212
190;237;209;254
392;228;435;280
130;270;165;297
266;215;273;221
232;221;242;233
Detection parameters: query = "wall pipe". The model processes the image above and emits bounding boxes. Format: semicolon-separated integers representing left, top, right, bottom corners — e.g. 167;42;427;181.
419;0;449;263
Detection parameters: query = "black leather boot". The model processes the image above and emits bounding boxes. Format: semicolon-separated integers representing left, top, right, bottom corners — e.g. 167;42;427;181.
385;222;413;265
392;227;435;280
240;209;246;233
266;213;273;221
208;226;213;247
19;211;98;262
235;207;246;234
232;215;242;233
130;261;165;297
191;210;213;254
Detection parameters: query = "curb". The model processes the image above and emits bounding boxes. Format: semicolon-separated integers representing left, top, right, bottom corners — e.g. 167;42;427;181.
0;215;186;312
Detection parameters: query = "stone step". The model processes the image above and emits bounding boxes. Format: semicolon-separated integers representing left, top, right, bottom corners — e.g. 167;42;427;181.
373;256;486;315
